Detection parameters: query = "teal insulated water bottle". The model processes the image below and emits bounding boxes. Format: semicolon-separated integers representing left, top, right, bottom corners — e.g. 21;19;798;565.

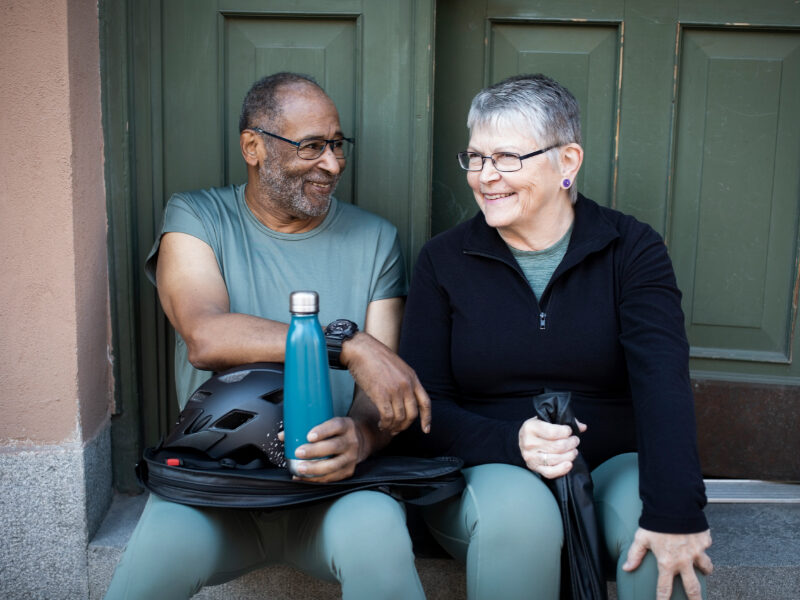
283;290;334;476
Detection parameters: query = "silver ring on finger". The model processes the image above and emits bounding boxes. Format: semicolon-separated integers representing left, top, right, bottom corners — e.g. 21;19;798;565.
541;452;549;467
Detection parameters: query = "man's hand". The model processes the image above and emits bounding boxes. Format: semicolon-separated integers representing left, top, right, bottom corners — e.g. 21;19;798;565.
341;331;431;435
289;417;366;483
623;527;713;600
339;297;432;436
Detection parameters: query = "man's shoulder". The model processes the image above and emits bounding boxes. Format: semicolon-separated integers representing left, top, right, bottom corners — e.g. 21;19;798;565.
332;200;399;236
169;184;242;212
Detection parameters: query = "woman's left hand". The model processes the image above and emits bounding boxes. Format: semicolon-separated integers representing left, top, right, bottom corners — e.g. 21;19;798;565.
622;527;713;600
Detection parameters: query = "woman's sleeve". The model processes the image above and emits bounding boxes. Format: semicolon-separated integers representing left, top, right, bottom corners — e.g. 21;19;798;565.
617;224;709;533
392;245;526;467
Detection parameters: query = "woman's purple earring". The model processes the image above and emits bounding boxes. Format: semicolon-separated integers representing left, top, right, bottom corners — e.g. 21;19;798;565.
562;178;571;189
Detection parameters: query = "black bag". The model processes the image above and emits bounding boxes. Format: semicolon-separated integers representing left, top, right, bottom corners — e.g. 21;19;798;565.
533;391;607;600
137;446;465;510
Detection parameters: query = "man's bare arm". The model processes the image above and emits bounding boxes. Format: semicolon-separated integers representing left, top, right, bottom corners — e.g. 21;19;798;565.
156;232;288;370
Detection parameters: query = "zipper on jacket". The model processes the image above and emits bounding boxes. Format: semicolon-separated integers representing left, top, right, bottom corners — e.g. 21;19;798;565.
538;283;561;331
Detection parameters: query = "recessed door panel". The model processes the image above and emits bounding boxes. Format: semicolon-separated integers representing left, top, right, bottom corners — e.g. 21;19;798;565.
669;29;800;363
223;17;357;200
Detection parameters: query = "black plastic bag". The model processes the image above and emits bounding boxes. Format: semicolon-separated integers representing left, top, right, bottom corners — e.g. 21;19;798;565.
532;391;607;600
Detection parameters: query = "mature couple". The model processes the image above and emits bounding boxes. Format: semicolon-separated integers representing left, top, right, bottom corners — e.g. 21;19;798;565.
105;72;712;600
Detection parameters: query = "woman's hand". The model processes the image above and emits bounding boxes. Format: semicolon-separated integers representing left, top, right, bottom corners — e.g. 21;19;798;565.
623;527;713;600
518;417;587;478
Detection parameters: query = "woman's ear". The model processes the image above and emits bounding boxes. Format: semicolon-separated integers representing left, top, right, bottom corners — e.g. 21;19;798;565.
560;143;584;182
240;130;261;167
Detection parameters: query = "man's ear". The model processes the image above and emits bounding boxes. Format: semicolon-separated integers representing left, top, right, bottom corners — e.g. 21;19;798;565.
240;130;261;167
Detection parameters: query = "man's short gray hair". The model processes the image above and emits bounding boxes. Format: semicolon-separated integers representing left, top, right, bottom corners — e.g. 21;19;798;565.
238;72;323;133
467;74;582;202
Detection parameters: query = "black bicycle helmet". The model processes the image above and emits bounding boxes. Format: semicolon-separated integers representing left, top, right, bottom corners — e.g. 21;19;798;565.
162;362;286;468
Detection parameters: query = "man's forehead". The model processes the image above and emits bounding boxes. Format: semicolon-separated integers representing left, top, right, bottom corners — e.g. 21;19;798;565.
276;85;342;138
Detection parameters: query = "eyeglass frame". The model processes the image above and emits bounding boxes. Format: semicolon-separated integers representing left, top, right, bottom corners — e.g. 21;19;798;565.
249;126;355;160
456;145;558;172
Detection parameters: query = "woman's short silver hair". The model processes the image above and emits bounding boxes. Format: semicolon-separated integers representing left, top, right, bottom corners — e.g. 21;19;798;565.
467;74;582;202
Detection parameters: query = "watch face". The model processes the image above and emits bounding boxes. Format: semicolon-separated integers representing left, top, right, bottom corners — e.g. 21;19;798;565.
328;319;357;337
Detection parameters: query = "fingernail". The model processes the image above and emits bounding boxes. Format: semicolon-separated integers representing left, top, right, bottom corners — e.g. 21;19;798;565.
296;448;306;457
307;432;318;442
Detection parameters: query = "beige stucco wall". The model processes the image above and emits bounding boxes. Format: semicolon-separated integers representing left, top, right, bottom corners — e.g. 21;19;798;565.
0;0;110;445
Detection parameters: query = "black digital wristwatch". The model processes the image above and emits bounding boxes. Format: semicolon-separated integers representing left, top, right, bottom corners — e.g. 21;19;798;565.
324;319;359;369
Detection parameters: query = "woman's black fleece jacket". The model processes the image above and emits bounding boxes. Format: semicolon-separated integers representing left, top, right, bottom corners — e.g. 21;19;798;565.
393;194;708;534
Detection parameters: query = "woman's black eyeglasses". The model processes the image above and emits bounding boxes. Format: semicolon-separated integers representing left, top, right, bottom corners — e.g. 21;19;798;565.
457;146;556;172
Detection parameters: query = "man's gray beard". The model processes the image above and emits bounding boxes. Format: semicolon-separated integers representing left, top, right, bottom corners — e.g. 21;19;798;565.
258;160;335;219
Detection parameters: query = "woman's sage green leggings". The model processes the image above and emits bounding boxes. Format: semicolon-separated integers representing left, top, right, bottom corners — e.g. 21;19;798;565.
422;453;708;600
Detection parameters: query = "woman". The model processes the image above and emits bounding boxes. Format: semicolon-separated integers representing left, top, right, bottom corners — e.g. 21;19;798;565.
394;74;713;599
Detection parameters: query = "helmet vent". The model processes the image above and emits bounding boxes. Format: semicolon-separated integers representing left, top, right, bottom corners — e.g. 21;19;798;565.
261;390;284;405
213;410;255;431
187;390;212;403
187;414;213;434
217;370;252;384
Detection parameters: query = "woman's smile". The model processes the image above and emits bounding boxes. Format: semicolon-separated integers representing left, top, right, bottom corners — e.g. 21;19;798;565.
482;191;516;202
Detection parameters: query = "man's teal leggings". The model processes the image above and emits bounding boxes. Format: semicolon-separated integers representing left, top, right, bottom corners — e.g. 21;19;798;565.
104;489;424;600
423;453;708;600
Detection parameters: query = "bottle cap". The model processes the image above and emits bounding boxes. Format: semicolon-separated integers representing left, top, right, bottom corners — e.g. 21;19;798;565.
289;290;319;314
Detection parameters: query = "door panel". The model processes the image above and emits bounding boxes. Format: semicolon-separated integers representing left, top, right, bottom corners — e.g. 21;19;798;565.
489;23;620;207
669;28;800;365
432;5;624;233
223;17;357;199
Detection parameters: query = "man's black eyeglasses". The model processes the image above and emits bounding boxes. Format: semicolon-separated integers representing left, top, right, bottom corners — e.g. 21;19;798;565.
250;127;354;160
457;146;557;172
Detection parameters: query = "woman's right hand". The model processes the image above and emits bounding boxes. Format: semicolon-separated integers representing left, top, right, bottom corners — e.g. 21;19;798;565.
518;417;587;479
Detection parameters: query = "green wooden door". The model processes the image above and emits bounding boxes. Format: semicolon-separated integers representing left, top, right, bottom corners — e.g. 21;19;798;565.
431;0;800;478
105;0;434;490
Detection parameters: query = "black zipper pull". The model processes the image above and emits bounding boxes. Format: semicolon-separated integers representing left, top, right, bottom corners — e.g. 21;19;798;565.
539;312;547;330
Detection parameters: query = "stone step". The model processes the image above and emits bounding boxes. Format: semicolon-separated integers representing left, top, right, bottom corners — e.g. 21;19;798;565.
89;491;800;599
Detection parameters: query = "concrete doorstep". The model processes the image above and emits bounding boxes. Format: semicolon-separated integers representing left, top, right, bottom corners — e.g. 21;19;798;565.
89;492;800;599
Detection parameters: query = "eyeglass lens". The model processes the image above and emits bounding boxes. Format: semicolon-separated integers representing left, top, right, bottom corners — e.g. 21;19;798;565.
458;152;522;172
298;139;352;160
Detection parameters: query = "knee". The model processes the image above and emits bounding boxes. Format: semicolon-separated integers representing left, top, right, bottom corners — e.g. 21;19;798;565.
592;454;641;556
322;492;418;592
324;491;413;558
464;464;563;553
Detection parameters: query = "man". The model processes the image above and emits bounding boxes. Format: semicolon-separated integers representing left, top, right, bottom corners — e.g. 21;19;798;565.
104;72;431;599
